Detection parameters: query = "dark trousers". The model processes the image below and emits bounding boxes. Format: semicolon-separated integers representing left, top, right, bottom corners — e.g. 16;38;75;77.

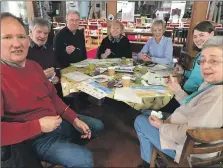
1;142;43;168
159;97;180;114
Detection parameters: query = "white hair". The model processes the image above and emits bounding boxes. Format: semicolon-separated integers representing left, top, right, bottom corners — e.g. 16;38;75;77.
29;17;51;30
66;10;80;20
203;36;223;52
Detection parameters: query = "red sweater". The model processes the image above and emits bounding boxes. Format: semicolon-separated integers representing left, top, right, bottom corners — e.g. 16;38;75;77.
1;60;78;146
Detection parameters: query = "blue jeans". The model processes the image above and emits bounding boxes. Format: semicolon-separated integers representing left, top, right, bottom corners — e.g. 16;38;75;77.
31;114;104;168
134;111;176;163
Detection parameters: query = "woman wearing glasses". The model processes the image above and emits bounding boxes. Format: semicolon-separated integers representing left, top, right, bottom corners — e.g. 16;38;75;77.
98;20;132;59
134;36;223;168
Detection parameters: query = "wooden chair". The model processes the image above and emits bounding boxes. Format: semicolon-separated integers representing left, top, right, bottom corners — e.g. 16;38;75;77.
150;128;223;168
179;51;195;71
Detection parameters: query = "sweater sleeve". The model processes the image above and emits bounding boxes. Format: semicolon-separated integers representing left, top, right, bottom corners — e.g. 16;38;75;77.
159;90;223;144
123;37;132;58
53;32;69;68
151;38;173;65
98;38;107;59
137;39;150;59
1;94;42;146
33;62;78;124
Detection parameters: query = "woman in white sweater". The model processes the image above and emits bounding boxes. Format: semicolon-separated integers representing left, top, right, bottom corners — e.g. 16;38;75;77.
134;36;223;168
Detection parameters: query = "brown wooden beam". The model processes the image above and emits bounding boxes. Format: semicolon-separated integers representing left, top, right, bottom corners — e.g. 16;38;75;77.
26;1;35;23
186;1;209;56
106;0;117;34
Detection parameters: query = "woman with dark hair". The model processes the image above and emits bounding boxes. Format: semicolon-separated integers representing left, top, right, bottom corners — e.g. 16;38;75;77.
160;21;215;113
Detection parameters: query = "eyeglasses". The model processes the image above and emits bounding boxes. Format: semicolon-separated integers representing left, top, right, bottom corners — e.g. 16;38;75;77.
197;59;223;66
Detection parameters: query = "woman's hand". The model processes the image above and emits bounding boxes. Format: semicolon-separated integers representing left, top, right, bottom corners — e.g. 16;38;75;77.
39;116;62;133
140;53;152;62
149;115;162;129
174;64;184;75
73;118;91;139
165;75;182;94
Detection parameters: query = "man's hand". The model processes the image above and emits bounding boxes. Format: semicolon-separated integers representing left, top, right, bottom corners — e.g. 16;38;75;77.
149;115;162;129
44;67;55;79
73;118;91;139
66;45;75;54
52;76;60;84
39;116;62;133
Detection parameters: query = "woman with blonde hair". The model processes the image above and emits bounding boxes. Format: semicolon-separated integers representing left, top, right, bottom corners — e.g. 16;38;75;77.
138;19;173;65
98;20;132;59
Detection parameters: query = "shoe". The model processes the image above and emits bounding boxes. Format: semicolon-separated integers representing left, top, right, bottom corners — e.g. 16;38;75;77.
137;161;150;168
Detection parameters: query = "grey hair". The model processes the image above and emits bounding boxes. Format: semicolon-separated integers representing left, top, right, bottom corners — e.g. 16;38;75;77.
152;19;166;30
202;36;223;51
29;18;51;30
66;10;80;20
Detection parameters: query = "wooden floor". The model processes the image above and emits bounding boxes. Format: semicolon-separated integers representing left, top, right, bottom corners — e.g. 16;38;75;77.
49;98;143;168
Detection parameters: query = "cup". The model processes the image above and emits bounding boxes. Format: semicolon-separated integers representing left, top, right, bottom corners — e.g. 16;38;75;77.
107;80;115;88
122;76;131;87
108;67;115;76
89;64;95;71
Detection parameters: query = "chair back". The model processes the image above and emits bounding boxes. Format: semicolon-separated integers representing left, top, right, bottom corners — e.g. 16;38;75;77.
150;128;223;168
179;51;195;70
180;128;223;167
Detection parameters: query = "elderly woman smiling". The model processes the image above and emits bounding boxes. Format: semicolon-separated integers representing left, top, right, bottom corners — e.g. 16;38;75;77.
98;20;132;59
137;19;173;65
134;36;223;168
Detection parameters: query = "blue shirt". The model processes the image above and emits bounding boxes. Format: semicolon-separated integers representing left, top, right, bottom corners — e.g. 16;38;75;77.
183;53;203;93
137;36;173;65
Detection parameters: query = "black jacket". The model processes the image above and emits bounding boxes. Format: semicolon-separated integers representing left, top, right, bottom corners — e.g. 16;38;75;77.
53;27;87;68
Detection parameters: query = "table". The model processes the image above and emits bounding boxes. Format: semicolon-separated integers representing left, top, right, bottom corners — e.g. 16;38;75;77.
60;59;173;111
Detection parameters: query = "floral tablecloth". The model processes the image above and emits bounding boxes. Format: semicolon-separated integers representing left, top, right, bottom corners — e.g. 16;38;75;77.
60;59;173;111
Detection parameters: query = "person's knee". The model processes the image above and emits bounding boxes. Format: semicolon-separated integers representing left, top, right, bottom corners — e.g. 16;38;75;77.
65;148;94;168
134;115;145;131
95;120;104;133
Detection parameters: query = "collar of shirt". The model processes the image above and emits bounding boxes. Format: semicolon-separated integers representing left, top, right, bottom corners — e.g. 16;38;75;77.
30;40;48;50
153;36;164;45
65;26;77;35
0;58;22;68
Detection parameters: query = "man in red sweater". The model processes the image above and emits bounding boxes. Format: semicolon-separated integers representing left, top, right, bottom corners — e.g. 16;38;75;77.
1;12;104;167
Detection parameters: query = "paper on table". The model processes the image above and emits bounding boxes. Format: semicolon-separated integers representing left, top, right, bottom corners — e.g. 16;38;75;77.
141;71;166;86
114;88;142;104
63;71;91;82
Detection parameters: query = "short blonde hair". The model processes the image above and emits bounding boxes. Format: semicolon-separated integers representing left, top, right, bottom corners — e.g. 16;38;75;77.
152;19;166;30
110;20;124;32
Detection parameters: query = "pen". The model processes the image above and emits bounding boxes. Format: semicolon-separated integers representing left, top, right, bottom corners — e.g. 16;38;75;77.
111;51;116;55
60;105;70;117
64;43;80;50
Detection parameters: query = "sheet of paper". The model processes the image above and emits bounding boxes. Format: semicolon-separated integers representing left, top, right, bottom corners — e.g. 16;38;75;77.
141;71;166;86
114;88;142;104
63;71;91;82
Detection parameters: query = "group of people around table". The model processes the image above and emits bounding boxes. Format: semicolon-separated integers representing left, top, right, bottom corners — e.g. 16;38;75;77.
1;9;223;168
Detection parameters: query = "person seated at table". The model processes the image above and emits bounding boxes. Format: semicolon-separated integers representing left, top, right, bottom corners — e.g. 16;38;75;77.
160;21;215;113
53;10;87;68
137;19;173;65
134;36;223;168
27;18;63;98
98;20;132;59
175;21;214;93
1;12;104;168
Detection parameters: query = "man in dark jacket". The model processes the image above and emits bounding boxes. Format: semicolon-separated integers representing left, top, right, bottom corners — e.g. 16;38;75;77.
53;11;87;68
27;18;63;98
